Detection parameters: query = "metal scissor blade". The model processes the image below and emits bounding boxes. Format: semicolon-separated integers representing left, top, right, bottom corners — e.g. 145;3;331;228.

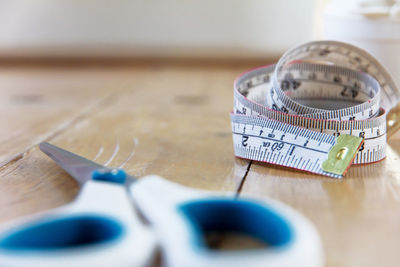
40;142;105;185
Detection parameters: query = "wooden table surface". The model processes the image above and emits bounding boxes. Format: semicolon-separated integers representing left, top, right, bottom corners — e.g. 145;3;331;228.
1;59;400;267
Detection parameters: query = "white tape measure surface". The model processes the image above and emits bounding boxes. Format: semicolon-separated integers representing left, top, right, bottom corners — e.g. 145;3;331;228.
231;41;400;178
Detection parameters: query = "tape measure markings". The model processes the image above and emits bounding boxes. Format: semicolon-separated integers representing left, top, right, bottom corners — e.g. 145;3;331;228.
230;41;399;177
273;41;399;108
231;114;341;178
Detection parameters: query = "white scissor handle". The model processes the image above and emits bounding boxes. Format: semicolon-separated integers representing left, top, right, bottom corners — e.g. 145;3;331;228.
131;175;324;267
0;180;156;267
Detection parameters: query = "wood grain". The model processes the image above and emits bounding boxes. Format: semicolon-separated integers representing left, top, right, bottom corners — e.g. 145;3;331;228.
0;67;124;167
0;62;251;222
1;60;400;267
241;134;400;267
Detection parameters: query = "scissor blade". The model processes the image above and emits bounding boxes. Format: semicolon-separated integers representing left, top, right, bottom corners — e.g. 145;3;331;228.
39;142;105;185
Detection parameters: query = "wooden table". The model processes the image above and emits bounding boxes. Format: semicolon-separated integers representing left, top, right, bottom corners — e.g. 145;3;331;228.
1;59;400;267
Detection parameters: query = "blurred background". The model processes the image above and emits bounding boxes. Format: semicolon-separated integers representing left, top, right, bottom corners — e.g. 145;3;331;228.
0;0;322;59
0;0;399;81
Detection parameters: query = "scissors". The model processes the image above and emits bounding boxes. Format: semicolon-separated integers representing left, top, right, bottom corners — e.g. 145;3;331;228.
0;142;323;267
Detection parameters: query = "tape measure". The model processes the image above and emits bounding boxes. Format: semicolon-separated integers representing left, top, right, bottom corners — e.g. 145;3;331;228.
231;40;400;178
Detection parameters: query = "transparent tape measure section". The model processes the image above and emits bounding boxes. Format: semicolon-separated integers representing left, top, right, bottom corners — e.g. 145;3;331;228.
231;40;400;178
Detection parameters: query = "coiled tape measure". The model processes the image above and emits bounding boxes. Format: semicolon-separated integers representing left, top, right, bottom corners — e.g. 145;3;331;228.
231;40;400;178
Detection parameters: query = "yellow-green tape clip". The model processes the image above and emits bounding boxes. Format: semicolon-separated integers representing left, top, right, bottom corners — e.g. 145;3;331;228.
321;134;364;176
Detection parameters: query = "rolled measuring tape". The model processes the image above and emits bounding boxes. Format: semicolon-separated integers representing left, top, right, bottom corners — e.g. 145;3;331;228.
231;40;400;178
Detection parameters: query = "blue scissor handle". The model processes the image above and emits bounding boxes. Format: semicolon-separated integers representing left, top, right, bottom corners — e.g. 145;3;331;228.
0;173;323;267
0;214;123;250
179;198;292;249
0;141;322;266
130;175;324;267
0;169;129;251
0;174;156;267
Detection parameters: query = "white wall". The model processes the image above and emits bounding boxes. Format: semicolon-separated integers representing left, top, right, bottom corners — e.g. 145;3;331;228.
0;0;318;58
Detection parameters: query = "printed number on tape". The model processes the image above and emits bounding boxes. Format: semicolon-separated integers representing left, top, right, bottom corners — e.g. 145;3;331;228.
231;41;400;178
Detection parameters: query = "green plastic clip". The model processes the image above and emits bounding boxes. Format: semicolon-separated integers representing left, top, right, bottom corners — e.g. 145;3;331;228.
321;134;364;176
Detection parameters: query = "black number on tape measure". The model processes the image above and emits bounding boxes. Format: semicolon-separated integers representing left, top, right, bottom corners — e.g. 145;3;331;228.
340;87;348;97
242;135;249;147
340;85;359;99
280;134;285;141
272;104;289;114
271;142;284;152
349;116;355;121
369;90;374;98
352;82;360;98
333;132;341;137
359;143;365;152
291;80;301;90
242;107;247;115
358;131;366;151
281;106;289;113
319;49;330;56
304;140;309;147
281;80;290;91
333;76;342;83
259;130;263;136
281;80;301;91
245;80;252;88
